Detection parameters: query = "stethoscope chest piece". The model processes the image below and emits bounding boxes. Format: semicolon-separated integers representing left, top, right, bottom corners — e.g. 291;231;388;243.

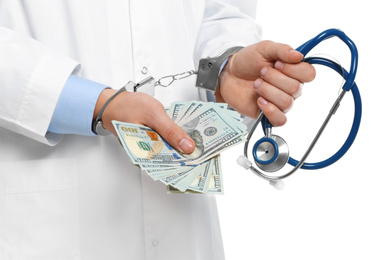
252;135;289;172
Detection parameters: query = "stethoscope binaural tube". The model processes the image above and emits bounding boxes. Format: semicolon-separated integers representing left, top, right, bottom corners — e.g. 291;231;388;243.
296;28;358;92
288;57;362;169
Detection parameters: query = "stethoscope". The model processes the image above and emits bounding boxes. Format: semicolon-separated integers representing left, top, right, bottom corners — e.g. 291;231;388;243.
237;29;362;189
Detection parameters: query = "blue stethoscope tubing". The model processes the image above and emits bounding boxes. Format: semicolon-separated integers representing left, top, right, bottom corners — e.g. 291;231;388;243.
288;57;362;169
291;28;362;169
245;28;362;181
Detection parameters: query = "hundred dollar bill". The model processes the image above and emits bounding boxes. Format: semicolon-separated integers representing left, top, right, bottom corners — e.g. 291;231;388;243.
114;101;247;194
174;101;202;125
168;101;188;123
166;156;223;194
189;134;245;165
186;159;213;193
113;121;186;166
171;166;205;192
206;155;224;194
178;106;245;164
159;166;197;187
168;101;244;133
115;107;245;166
142;165;193;180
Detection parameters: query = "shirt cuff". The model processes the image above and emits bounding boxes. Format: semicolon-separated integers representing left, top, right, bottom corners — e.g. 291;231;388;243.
48;75;108;136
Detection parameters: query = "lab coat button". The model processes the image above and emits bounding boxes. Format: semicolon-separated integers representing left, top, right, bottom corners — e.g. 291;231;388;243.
152;239;159;247
141;67;148;74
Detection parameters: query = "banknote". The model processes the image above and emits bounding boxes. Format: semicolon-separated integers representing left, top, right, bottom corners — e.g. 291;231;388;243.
113;122;187;166
113;101;246;194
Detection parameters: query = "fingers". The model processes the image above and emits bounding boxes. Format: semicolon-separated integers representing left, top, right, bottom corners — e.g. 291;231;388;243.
261;41;304;64
254;78;290;126
275;60;316;83
220;40;317;127
102;91;195;154
131;95;196;154
252;59;316;126
148;112;195;154
257;97;287;127
259;66;303;99
254;78;295;113
252;66;306;126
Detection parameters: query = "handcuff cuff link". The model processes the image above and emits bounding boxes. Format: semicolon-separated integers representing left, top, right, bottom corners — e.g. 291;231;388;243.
92;46;244;135
195;46;244;92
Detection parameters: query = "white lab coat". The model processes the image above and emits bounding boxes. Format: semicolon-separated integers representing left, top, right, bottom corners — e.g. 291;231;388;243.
0;1;261;259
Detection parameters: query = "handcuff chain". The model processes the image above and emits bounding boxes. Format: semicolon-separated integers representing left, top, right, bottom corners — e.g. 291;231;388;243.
155;70;197;87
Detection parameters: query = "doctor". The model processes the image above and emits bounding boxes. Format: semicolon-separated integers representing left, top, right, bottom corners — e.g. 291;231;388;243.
0;1;315;260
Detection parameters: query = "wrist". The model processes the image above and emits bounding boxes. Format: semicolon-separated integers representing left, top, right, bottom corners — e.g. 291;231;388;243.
93;88;116;120
92;77;154;136
216;53;236;103
196;46;243;92
93;87;127;136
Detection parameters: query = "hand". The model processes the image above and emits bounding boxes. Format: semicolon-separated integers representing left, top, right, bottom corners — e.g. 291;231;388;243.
94;89;195;154
217;40;316;126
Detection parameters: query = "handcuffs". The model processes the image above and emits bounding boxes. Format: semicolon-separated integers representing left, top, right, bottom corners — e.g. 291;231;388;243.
92;46;243;136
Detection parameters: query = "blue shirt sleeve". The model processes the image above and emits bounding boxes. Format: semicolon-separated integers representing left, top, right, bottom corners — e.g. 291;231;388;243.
48;75;109;136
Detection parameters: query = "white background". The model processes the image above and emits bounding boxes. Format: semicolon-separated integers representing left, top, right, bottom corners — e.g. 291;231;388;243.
217;0;390;259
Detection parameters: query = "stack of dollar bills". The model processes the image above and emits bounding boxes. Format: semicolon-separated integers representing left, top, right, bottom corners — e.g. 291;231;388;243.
112;100;247;194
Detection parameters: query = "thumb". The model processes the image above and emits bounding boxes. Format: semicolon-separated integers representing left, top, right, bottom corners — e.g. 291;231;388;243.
148;113;195;154
262;41;304;64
